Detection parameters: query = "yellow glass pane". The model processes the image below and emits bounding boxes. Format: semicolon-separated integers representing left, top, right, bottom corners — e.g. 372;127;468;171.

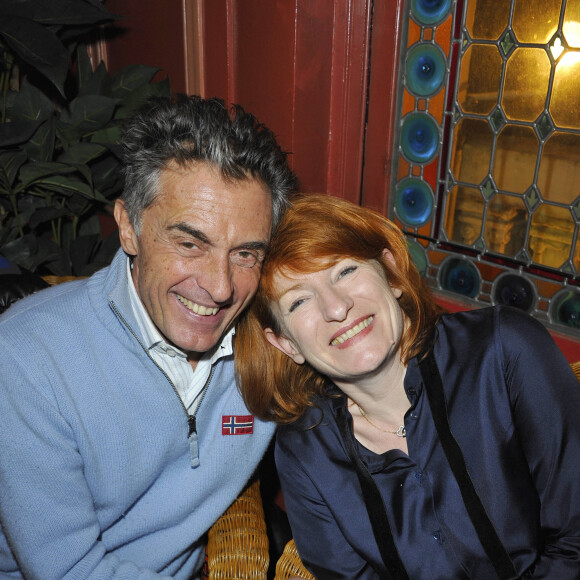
451;117;493;184
457;44;502;115
503;48;551;121
538;132;580;203
444;185;484;245
563;5;580;48
529;204;575;269
465;0;510;40
551;52;580;129
484;194;528;256
493;125;538;194
512;0;560;43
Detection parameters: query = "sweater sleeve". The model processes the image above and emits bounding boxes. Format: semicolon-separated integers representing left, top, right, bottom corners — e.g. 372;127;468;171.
275;431;380;580
0;350;171;580
498;308;580;578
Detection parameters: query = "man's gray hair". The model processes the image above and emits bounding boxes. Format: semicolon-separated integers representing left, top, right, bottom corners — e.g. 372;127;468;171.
120;94;299;233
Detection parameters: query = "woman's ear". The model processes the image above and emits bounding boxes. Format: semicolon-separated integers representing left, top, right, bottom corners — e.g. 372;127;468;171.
382;248;403;298
264;328;306;364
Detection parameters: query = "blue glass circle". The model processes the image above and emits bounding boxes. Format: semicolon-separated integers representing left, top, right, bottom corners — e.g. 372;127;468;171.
407;239;428;276
439;257;480;298
551;290;580;328
492;273;535;313
395;178;433;226
406;43;446;96
400;113;439;164
411;0;452;26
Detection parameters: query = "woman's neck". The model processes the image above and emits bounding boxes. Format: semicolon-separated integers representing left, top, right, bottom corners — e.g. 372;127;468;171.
337;354;409;424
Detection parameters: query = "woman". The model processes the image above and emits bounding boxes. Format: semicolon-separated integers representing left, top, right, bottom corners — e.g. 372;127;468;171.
235;194;580;579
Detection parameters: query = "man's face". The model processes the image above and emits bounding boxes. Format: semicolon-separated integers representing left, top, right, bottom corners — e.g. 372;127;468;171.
115;162;272;363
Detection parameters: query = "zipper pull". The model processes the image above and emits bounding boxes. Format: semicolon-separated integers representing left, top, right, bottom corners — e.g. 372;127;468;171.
188;415;200;468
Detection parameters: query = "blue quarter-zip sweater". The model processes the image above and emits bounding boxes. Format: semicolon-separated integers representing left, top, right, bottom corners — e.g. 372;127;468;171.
0;249;275;579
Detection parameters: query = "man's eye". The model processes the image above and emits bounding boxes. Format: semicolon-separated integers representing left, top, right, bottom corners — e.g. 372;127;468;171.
181;241;198;250
231;251;259;268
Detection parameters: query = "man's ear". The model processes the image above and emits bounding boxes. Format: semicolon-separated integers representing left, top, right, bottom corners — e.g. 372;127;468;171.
382;248;403;298
114;199;139;256
264;328;306;365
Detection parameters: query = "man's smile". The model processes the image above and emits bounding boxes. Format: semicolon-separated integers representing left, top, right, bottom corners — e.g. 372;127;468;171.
177;294;220;316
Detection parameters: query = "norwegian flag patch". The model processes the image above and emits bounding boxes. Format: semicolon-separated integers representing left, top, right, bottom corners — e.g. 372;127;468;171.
222;415;254;435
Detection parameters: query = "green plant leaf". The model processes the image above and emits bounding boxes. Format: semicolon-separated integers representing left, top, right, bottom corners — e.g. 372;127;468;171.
6;84;52;126
89;154;123;193
18;161;77;187
59;94;120;134
111;64;161;97
78;54;112;98
0;0;116;27
56;120;83;148
0;150;27;191
29;205;71;229
90;125;121;146
0;15;68;97
58;142;107;165
32;174;98;200
23;117;56;162
0;119;43;147
115;79;171;119
0;233;62;272
7;79;55;123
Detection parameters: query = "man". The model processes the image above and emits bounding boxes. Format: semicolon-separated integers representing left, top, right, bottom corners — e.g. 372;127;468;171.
0;95;298;579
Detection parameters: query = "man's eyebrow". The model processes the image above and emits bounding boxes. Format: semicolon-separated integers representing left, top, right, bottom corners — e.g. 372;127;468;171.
168;223;211;244
236;241;269;252
169;223;269;253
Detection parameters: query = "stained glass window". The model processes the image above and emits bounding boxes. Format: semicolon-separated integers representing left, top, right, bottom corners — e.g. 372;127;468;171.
391;0;580;333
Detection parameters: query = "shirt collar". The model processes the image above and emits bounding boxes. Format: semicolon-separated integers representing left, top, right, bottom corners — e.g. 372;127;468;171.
124;257;234;363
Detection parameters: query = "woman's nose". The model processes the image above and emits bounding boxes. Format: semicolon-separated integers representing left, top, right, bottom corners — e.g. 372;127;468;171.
319;287;353;322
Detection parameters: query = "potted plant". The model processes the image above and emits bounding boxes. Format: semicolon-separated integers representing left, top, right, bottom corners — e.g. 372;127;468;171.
0;0;170;276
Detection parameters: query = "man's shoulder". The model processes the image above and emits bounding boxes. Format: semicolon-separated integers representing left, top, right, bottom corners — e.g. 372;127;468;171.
0;264;116;348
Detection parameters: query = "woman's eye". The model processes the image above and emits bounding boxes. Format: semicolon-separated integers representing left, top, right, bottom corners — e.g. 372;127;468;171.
288;298;306;313
338;265;357;279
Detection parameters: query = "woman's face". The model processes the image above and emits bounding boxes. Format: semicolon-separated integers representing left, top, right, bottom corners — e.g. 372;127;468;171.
265;253;404;387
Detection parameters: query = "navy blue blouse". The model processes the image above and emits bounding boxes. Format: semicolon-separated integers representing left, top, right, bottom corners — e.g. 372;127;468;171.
275;306;580;579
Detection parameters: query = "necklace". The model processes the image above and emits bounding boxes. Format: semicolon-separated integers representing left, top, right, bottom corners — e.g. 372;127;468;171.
356;404;406;437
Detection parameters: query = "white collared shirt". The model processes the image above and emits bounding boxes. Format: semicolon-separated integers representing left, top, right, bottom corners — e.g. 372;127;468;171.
125;258;234;413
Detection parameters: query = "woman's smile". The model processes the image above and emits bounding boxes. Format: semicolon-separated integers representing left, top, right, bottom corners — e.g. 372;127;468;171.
330;315;375;346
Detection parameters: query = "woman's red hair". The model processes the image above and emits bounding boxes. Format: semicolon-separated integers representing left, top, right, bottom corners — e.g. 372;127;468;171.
235;193;442;423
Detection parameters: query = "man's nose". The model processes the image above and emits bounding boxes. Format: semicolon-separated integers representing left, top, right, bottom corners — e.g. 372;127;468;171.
198;255;234;304
319;287;353;322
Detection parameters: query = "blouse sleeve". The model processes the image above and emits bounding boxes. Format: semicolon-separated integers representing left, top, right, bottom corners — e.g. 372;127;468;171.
499;307;580;577
275;432;380;580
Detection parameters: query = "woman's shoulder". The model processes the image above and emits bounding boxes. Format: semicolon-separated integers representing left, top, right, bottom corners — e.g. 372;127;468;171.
277;390;342;445
437;305;546;340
